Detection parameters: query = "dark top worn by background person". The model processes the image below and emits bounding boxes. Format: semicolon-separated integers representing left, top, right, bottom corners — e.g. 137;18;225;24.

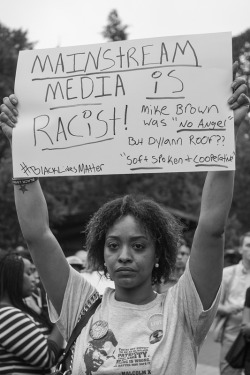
241;287;250;375
217;232;250;374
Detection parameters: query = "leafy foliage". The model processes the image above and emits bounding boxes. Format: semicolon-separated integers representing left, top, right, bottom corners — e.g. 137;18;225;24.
102;9;129;42
233;29;250;89
0;23;35;249
0;23;34;101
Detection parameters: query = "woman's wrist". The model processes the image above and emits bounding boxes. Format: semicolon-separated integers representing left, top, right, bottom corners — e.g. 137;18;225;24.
12;177;39;186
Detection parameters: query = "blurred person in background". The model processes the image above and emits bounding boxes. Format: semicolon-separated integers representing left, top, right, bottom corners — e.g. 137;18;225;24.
66;255;85;273
81;261;115;296
75;249;88;269
155;239;191;293
241;286;250;375
16;246;53;330
224;248;242;268
0;250;64;374
173;239;191;279
67;251;115;294
217;232;250;374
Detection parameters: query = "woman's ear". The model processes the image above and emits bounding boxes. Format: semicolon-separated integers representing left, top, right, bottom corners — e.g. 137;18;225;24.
155;247;160;262
154;253;160;265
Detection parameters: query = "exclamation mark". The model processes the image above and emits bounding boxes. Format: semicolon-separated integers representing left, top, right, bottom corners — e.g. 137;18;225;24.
124;105;128;130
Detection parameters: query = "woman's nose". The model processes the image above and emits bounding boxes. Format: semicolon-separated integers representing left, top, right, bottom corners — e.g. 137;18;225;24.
30;274;36;284
118;245;132;262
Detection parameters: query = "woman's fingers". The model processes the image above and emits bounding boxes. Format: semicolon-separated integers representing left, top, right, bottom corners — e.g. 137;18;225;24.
232;76;248;93
232;61;239;80
0;96;19;128
228;77;249;110
9;94;18;107
2;95;18;111
0;106;16;128
230;62;249;110
229;92;249;111
2;96;17;113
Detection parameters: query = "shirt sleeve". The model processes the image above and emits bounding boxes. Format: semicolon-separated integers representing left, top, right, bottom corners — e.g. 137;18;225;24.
0;307;54;369
47;267;97;341
220;265;235;303
170;260;221;347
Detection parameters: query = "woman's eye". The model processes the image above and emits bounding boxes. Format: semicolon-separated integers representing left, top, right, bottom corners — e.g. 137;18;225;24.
133;243;145;250
107;242;118;250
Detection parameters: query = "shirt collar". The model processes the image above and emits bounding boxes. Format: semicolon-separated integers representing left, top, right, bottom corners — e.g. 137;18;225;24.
238;260;250;274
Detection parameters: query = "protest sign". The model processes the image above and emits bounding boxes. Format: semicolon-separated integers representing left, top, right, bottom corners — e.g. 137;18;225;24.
13;32;234;177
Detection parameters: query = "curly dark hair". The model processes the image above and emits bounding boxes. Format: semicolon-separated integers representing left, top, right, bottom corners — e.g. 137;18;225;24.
85;195;184;285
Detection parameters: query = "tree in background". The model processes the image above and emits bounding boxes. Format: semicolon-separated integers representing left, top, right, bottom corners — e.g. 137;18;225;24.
0;24;34;159
0;23;34;101
0;23;34;248
233;29;250;90
102;9;129;41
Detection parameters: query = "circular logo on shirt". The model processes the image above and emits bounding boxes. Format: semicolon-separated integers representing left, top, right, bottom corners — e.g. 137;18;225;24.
89;320;109;340
149;329;163;344
147;313;163;332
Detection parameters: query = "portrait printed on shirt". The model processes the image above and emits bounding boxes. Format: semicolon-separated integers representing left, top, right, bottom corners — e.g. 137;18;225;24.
83;315;163;374
84;321;118;374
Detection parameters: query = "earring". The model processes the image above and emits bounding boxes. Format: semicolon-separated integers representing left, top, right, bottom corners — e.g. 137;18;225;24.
103;263;112;280
155;263;159;268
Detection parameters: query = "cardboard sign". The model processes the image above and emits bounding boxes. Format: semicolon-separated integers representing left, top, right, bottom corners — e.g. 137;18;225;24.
13;32;234;177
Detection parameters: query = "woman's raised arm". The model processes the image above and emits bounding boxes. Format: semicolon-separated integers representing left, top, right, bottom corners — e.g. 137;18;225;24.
189;64;249;310
0;95;70;314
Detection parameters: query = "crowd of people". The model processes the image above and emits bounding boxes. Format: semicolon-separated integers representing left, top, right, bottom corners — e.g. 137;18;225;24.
2;236;250;374
0;62;249;374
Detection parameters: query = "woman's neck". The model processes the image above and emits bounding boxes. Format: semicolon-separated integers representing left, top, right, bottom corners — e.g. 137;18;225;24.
114;285;156;305
242;258;250;271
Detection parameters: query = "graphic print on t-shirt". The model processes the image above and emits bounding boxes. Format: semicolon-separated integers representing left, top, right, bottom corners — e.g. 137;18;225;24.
84;324;118;374
148;314;163;344
83;315;164;374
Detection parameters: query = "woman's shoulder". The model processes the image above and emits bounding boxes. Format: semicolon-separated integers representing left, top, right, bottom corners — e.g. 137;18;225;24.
0;305;22;314
0;305;32;330
0;305;37;325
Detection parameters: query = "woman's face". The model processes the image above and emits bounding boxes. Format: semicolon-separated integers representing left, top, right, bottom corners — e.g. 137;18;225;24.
22;258;36;298
176;244;190;269
104;215;157;291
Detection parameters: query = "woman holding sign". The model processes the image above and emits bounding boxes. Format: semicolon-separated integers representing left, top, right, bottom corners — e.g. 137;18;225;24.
0;62;249;374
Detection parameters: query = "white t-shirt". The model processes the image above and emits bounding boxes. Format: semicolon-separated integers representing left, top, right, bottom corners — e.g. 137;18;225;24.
48;262;220;375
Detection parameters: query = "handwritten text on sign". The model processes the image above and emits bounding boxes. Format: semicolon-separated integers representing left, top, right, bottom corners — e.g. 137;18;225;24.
13;32;234;177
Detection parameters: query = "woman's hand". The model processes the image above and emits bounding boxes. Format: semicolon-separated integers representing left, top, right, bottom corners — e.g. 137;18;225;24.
0;94;18;143
228;61;249;130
